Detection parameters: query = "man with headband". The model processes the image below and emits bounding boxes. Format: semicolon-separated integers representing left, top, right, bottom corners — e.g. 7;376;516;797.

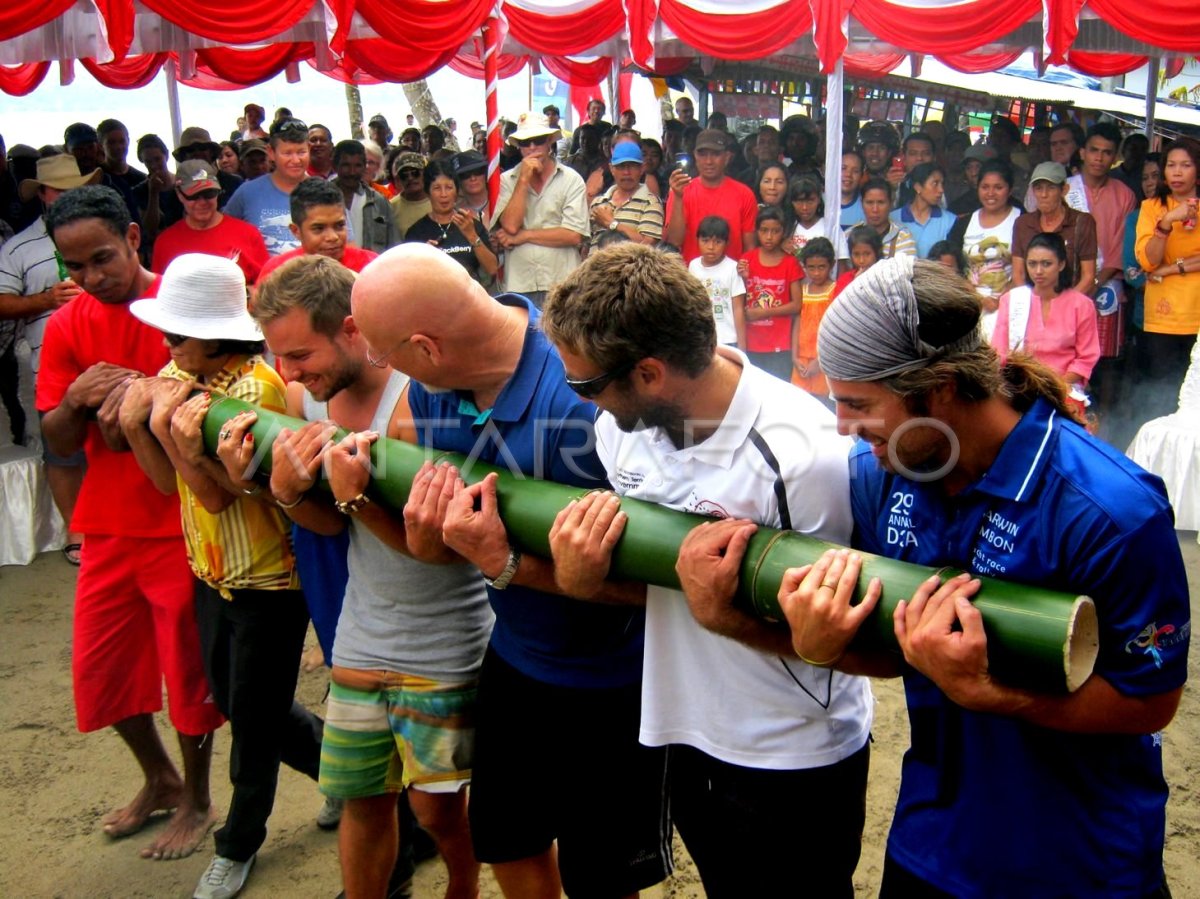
726;254;1187;896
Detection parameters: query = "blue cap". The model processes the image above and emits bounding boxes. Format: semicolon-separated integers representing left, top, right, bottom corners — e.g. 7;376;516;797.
611;142;644;165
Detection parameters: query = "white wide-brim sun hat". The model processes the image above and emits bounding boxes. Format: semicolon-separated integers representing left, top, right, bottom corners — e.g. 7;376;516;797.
130;253;262;342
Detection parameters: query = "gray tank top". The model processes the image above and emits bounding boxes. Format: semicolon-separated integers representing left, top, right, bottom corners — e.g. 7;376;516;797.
304;373;494;681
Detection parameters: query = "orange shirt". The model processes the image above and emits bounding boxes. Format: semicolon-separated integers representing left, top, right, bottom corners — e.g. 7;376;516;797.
35;280;182;538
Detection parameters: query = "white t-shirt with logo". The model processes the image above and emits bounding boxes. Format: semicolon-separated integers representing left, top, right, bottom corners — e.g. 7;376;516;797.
595;348;874;770
689;256;746;346
792;218;850;262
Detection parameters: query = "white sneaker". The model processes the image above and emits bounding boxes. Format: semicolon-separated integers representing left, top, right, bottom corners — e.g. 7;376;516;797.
316;796;344;830
193;853;256;899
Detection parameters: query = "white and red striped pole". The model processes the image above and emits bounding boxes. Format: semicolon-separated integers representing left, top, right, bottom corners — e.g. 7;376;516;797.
483;16;502;214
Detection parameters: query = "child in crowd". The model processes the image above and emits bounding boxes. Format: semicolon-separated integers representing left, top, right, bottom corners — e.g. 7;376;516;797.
787;175;849;268
689;216;746;348
737;206;802;380
833;224;883;295
928;239;967;276
791;237;837;401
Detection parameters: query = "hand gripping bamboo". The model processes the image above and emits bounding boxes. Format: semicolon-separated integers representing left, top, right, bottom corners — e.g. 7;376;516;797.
203;395;1099;693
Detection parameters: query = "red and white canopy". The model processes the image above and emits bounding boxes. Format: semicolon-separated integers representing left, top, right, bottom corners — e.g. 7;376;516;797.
2;0;1198;96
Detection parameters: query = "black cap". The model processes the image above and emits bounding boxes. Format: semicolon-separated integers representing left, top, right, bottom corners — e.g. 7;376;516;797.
64;123;99;150
453;150;486;177
368;114;389;128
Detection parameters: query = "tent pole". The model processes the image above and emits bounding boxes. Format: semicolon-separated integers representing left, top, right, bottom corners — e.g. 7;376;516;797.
1145;57;1159;141
165;59;183;148
824;58;845;240
482;18;502;214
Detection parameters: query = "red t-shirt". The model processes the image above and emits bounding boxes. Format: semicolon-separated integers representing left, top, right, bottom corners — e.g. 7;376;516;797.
666;177;758;262
833;269;861;297
743;250;802;353
256;244;378;284
152;215;270;284
35;279;182;538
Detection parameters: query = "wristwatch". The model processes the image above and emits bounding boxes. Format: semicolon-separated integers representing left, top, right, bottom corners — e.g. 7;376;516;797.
334;492;372;515
608;220;619;231
484;546;522;590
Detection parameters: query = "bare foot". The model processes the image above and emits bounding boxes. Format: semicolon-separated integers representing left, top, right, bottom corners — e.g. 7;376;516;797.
101;779;183;839
140;802;218;860
301;644;326;673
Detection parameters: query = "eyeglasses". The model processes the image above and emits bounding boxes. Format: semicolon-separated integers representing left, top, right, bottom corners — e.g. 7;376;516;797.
564;360;636;399
516;136;551;149
365;336;411;369
181;189;221;201
164;332;191;347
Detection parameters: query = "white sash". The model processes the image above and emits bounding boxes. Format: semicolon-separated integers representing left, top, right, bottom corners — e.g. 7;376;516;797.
1064;175;1105;269
1006;285;1033;352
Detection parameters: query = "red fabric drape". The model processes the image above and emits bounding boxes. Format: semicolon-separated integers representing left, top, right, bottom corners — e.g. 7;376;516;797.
842;51;905;78
1082;0;1200;54
641;57;692;78
506;0;625;56
851;0;1041;55
0;0;75;42
542;56;612;87
1066;50;1148;77
625;0;657;67
331;0;492;55
449;51;529;81
195;44;313;86
342;40;460;83
810;0;852;73
938;50;1024;74
1043;0;1079;65
0;62;51;96
660;0;814;61
82;53;170;89
95;0;137;62
304;58;383;84
142;0;316;44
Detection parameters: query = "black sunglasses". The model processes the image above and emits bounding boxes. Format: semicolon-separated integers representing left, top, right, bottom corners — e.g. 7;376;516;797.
564;360;636;399
181;189;221;201
397;168;423;180
270;117;310;137
516;136;551;148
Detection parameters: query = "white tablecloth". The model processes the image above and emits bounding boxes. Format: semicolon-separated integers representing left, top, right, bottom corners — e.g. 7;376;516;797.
0;445;66;567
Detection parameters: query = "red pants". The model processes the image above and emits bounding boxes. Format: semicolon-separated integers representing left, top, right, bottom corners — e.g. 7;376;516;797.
73;535;224;735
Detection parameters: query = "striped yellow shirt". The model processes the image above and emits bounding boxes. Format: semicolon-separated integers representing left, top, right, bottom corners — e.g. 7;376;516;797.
161;355;299;598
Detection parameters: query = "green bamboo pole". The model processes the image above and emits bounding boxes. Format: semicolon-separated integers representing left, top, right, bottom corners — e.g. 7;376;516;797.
204;396;1099;693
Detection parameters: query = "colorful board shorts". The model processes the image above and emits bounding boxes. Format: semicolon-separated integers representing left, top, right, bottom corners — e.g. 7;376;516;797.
319;666;477;799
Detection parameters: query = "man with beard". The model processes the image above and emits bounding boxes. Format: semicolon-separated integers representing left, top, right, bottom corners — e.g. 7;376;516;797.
757;255;1185;898
216;254;492;899
539;242;874;899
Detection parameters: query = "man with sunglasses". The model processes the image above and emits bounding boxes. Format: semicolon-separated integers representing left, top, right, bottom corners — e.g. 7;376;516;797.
225;117;312;256
388;151;431;239
348;243;671;898
151;161;268;284
540;242;872;899
493;111;589;308
172;126;243;205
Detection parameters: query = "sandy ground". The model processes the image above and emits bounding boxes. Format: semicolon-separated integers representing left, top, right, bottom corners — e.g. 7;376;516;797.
0;535;1197;898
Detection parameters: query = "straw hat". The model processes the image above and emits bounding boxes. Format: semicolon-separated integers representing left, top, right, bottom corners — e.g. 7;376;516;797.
18;155;102;202
130;254;262;342
507;112;561;146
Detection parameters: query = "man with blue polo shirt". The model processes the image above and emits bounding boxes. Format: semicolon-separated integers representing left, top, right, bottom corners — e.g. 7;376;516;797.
755;255;1188;898
346;244;671;899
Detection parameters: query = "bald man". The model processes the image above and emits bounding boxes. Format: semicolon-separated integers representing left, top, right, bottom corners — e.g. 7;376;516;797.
344;245;671;899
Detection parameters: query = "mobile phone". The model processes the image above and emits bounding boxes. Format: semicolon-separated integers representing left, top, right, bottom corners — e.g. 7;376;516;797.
891;155;904;170
674;152;694;176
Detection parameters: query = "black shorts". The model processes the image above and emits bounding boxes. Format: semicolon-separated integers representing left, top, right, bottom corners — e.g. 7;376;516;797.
669;740;870;899
468;647;671;898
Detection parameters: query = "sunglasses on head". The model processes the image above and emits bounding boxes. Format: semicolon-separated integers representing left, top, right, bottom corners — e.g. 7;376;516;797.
516;136;551;148
564;360;636;399
270;117;310;138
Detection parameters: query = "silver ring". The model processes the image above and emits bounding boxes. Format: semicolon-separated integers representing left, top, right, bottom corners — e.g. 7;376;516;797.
219;429;232;441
